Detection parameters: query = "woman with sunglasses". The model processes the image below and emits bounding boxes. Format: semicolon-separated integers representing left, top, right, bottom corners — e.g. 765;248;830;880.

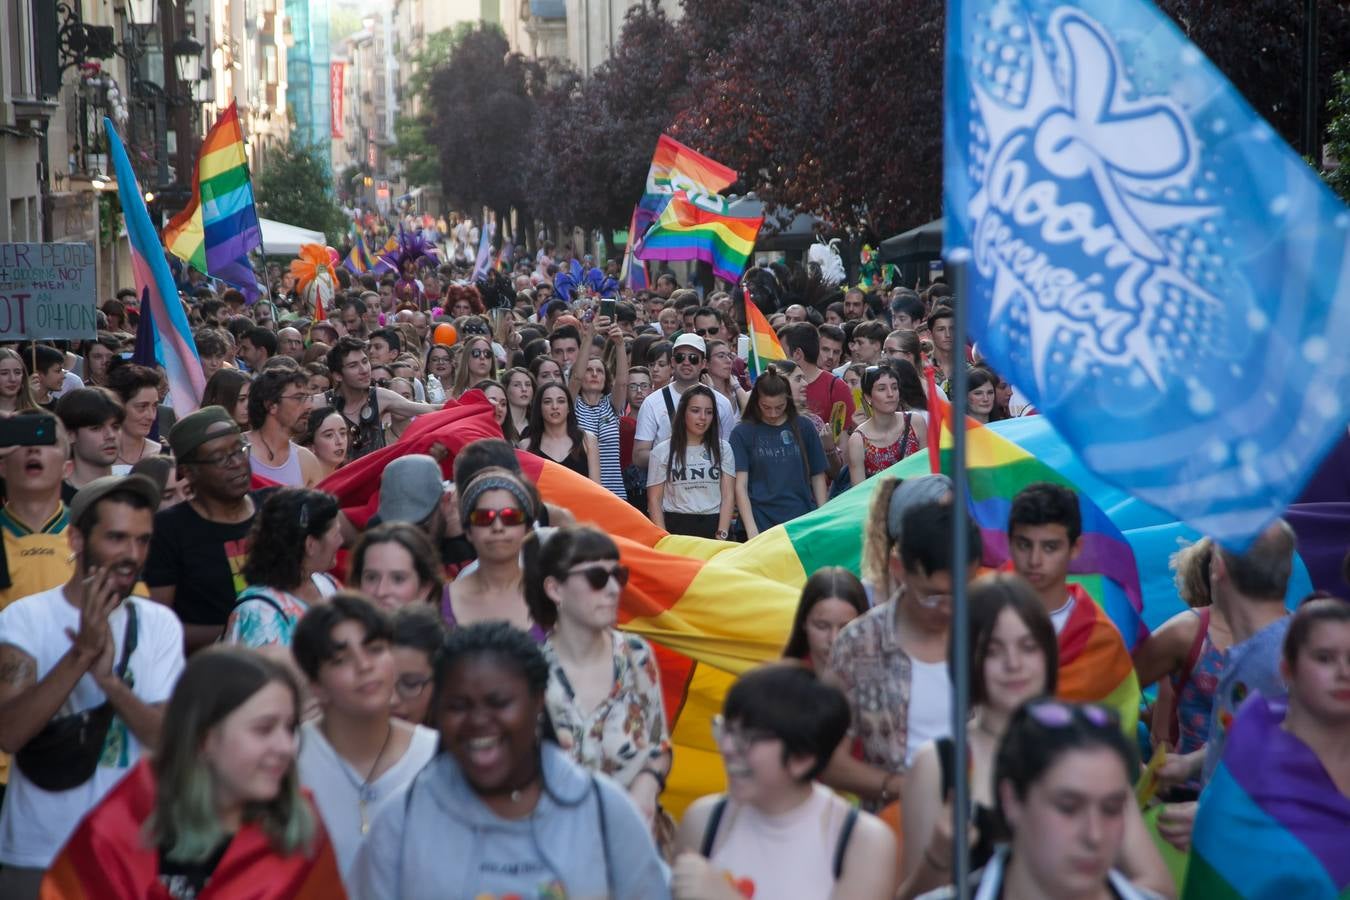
445;468;546;641
524;381;601;483
673;664;897;900
451;335;498;400
918;700;1163;900
524;526;673;837
500;366;535;443
352;622;670;899
224;488;343;649
424;342;455;404
847;364;926;487
300;405;348;481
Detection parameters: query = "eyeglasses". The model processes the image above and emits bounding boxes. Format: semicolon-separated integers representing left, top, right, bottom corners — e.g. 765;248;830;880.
466;506;529;528
1025;700;1118;730
673;352;703;364
564;563;629;590
711;714;774;756
191;443;249;468
469;348;492;360
395;674;433;699
278;393;308;403
374;378;391;388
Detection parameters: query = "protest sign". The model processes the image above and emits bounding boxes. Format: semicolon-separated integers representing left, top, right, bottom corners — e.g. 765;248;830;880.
0;242;97;341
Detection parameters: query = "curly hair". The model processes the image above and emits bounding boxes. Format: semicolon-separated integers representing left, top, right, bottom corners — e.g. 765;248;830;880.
432;621;550;706
241;487;340;591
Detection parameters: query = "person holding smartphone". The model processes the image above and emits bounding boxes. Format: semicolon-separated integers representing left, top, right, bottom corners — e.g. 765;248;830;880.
568;313;629;498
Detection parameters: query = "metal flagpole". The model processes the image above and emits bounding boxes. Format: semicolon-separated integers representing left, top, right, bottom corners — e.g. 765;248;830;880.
948;250;973;900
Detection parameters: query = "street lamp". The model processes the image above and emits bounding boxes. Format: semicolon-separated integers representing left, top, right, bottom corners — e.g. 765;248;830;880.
172;34;204;84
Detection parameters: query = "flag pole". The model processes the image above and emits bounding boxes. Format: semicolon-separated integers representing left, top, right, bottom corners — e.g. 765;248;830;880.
948;250;972;900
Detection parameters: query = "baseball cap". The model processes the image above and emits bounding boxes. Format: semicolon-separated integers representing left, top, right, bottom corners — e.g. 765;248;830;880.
168;406;240;461
69;474;161;526
377;454;445;524
672;333;707;356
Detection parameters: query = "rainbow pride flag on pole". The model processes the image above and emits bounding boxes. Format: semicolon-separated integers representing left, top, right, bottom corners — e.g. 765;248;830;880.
620;205;650;290
628;135;739;272
343;225;375;274
161;102;262;301
105;118;206;414
638;192;763;285
743;286;786;381
1185;694;1350;898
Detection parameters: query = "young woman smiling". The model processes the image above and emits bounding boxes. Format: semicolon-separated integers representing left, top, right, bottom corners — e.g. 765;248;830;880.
351;623;670;899
647;385;735;539
847;364;926;486
524;382;600;484
300;406;348;481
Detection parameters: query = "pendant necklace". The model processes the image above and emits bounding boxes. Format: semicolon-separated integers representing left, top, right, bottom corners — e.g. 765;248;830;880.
327;720;395;835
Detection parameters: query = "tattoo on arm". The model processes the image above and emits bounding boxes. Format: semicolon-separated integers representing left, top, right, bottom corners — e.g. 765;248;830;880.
0;648;37;686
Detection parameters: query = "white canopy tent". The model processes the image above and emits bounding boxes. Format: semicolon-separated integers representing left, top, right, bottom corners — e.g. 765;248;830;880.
258;218;327;256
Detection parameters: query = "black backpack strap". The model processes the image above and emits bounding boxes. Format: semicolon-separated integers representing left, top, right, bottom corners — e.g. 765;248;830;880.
115;602;138;679
662;385;676;418
233;589;289;621
832;805;860;880
699;797;729;858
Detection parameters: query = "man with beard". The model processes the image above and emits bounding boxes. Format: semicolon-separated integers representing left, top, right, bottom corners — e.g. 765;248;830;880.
56;389;124;501
0;475;184;897
143;407;263;651
245;368;324;487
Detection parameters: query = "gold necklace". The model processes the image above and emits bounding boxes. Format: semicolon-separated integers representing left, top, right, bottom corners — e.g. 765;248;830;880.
324;720;395;835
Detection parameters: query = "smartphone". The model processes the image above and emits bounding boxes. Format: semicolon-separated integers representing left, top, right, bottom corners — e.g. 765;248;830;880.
0;415;59;448
600;298;616;321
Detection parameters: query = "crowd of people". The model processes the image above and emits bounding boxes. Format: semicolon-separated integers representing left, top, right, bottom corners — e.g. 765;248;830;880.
0;238;1345;900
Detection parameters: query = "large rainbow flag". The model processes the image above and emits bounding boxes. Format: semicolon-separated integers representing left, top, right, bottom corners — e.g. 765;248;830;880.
161;102;262;302
639;193;763;285
628;134;739;274
316;397;1312;813
743;286;786;381
105;118;206;414
1184;693;1350;898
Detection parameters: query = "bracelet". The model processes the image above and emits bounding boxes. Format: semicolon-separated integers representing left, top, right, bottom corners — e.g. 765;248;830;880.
878;773;899;804
924;848;951;872
638;766;668;792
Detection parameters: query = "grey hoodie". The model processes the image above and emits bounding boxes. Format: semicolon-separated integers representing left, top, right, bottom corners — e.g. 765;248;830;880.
351;743;670;900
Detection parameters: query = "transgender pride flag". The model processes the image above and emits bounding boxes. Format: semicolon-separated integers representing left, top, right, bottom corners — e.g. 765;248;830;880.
105;118;206;414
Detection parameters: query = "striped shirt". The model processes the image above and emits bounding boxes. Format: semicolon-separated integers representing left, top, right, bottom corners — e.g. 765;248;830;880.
574;393;625;497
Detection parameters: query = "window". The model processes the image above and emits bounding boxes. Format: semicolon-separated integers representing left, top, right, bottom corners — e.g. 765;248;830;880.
264;45;277;83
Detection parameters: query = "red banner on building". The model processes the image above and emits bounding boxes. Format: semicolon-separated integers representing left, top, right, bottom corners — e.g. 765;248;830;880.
330;62;345;138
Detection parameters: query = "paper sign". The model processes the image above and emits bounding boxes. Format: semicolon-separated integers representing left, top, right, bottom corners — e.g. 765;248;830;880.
0;242;98;341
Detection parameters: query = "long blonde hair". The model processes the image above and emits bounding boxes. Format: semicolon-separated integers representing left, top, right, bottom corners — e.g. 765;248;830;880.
451;335;498;399
0;347;39;412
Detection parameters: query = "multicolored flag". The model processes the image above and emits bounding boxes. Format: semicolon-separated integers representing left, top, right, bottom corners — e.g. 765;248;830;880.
629;135;740;264
161;102;263;301
620;205;650;290
105;117;206;414
945;0;1350;549
1185;693;1350;898
342;225;375;274
472;219;495;281
742;286;786;381
639;192;763;285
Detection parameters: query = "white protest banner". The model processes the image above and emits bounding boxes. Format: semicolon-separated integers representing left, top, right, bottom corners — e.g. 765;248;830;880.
0;242;98;341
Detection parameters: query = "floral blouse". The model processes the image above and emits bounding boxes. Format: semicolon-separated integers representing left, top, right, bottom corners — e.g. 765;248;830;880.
222;574;339;648
543;630;670;790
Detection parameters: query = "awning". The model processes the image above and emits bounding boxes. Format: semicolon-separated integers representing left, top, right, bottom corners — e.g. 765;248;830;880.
259;218;328;256
878;218;944;263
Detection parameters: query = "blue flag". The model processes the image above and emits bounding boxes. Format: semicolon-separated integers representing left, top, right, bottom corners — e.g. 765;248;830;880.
944;0;1350;549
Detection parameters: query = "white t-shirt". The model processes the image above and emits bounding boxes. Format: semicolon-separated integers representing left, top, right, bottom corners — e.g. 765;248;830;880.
905;658;953;767
299;719;439;884
634;383;737;446
0;589;185;868
647;438;735;515
1049;593;1076;634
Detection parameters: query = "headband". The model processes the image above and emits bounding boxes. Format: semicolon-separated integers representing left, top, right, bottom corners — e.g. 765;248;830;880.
459;471;535;525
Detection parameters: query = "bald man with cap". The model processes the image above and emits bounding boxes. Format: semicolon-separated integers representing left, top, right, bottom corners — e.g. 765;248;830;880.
143;406;261;651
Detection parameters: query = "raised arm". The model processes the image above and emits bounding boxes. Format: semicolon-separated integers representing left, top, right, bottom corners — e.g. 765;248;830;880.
375;387;441;419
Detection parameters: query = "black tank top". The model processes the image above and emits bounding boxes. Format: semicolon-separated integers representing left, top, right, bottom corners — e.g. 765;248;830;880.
327;387;385;460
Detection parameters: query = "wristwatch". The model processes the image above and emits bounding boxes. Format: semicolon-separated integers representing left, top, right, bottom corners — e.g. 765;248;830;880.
715;529;729;540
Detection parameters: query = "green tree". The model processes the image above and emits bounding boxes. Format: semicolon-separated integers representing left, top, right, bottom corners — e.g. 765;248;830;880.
1327;69;1350;203
255;137;349;245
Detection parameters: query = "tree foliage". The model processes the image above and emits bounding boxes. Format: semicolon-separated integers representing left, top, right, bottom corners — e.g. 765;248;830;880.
1327;70;1350;204
424;24;550;217
391;27;472;194
526;2;689;233
671;0;945;236
1156;0;1350;153
255;136;349;244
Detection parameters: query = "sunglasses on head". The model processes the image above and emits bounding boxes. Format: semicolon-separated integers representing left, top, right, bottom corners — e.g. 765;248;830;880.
466;506;529;528
1025;700;1118;730
565;563;630;590
673;352;703;364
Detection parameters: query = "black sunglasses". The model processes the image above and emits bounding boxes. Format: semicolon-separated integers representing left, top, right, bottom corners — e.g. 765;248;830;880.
565;564;630;590
673;352;703;364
